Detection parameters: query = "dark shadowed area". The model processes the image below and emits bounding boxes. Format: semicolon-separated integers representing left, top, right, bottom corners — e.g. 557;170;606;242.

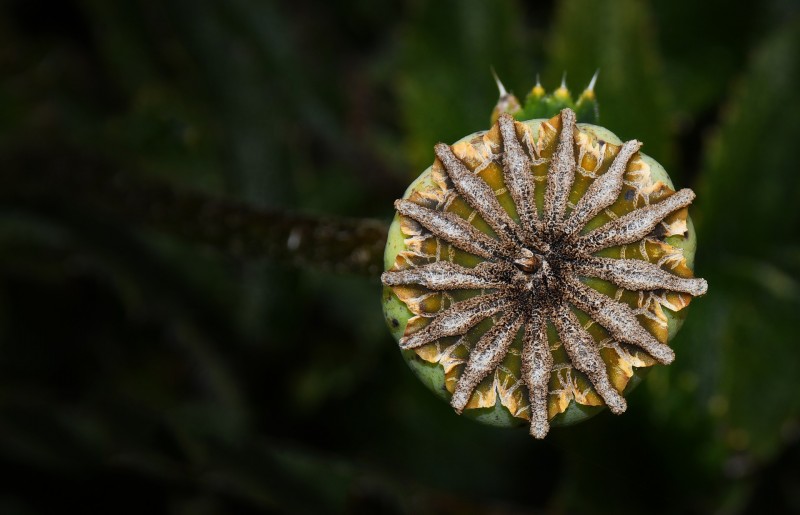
1;0;799;513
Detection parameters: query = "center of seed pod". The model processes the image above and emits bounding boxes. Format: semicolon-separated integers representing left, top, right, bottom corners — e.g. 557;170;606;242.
513;248;542;273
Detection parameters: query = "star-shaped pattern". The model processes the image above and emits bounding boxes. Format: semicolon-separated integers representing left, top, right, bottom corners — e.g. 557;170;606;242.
382;108;707;438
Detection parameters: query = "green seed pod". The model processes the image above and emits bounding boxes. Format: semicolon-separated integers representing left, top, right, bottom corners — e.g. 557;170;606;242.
382;87;706;438
493;73;600;126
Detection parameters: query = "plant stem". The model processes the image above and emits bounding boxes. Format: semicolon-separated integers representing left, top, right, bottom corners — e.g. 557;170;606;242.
0;149;389;277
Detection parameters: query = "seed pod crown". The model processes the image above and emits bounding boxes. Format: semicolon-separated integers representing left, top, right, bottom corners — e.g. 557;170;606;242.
382;78;706;438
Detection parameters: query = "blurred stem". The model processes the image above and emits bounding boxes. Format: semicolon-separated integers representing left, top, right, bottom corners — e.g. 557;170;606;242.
0;148;388;277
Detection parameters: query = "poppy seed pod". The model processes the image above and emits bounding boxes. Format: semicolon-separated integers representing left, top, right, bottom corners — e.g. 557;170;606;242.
382;78;706;438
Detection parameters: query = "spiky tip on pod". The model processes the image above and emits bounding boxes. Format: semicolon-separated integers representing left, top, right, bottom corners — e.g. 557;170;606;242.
491;70;600;125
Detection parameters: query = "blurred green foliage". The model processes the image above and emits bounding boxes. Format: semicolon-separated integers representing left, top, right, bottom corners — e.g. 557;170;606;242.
547;0;673;170
1;0;800;514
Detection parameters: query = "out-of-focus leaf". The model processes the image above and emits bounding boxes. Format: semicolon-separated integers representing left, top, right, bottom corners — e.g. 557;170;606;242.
396;0;533;176
546;0;674;172
677;20;800;461
650;0;763;118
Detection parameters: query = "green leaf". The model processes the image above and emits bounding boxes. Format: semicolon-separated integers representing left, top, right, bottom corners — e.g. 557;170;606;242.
651;0;776;117
545;0;675;173
679;20;800;461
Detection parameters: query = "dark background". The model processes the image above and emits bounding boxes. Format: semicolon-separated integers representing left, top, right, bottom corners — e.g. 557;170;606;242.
1;0;800;513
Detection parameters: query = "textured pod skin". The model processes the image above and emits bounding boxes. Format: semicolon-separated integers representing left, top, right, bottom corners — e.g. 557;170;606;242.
382;110;704;435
